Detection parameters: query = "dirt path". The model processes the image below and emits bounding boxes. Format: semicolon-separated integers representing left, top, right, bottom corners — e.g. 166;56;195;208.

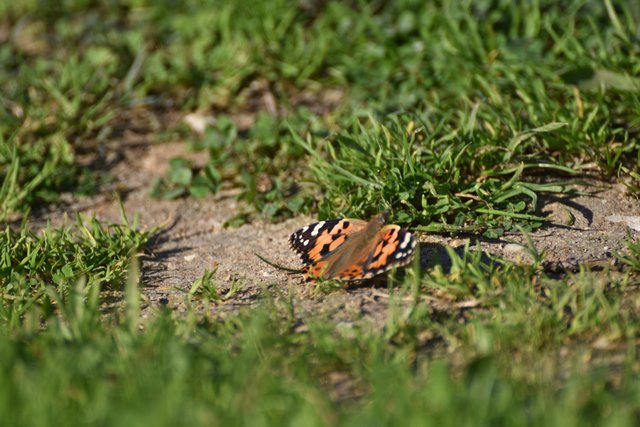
36;141;640;325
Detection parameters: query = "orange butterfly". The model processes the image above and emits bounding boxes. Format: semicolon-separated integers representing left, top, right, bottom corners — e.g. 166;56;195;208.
289;212;416;281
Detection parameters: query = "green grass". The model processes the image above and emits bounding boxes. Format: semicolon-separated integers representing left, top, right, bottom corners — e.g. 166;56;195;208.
295;115;578;236
147;0;640;226
151;112;319;221
0;209;152;329
2;237;640;426
2;0;640;425
1;0;639;223
0;212;639;425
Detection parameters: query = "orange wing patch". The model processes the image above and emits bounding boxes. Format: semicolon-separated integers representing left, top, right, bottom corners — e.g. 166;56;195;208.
305;259;330;279
305;231;348;261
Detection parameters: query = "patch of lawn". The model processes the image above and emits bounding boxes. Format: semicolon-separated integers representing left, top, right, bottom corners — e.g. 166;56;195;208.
289;0;639;230
296;114;576;236
1;0;638;223
1;243;640;426
0;3;128;214
0;209;152;329
149;0;640;225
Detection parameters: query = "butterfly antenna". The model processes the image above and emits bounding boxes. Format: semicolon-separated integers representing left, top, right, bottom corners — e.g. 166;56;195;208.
254;252;303;274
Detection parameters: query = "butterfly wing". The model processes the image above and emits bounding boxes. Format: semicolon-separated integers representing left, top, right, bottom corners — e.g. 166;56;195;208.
289;219;367;268
330;225;417;280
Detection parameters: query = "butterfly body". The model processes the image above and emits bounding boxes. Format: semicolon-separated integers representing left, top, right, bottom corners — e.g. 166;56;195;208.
289;212;416;281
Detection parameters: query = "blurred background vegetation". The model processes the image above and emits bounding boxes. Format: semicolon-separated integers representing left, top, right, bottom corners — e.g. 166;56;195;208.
1;0;638;229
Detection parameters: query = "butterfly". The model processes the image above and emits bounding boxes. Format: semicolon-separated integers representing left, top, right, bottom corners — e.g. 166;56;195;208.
288;212;416;281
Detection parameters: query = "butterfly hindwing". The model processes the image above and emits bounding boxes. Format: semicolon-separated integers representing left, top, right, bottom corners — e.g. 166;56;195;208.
323;225;416;280
363;225;416;276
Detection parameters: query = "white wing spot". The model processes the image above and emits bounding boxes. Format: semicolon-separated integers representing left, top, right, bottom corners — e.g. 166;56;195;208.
303;239;310;246
400;232;413;249
395;252;405;259
301;226;309;233
311;221;325;236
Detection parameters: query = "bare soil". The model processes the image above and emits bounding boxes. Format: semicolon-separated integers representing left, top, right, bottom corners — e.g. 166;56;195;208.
35;138;640;326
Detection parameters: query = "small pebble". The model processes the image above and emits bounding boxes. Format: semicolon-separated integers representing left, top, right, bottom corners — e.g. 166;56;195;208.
503;243;525;253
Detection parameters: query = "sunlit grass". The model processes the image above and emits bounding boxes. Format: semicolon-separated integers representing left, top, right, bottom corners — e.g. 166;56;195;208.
1;0;638;221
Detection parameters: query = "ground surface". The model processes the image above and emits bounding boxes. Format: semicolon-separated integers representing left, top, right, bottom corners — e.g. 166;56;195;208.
36;138;640;326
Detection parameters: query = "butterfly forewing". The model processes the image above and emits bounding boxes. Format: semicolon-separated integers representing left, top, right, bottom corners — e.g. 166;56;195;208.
288;219;367;267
